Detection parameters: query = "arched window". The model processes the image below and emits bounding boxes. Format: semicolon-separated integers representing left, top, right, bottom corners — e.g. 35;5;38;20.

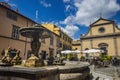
85;48;89;50
85;48;89;57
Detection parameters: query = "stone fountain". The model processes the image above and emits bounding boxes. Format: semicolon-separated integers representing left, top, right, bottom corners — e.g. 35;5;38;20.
0;25;90;80
19;25;50;67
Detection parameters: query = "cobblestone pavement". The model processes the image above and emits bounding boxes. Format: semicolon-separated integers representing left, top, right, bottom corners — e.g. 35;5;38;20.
63;61;120;80
92;72;114;80
90;65;120;80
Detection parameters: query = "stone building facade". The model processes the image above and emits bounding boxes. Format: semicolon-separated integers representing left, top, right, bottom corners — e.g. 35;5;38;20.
72;40;81;50
81;18;120;57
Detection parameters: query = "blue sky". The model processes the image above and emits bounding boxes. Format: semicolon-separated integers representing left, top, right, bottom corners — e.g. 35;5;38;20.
0;0;120;40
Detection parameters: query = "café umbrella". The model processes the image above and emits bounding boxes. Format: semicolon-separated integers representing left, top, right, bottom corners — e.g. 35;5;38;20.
72;50;81;53
61;50;72;54
83;49;104;57
83;49;104;53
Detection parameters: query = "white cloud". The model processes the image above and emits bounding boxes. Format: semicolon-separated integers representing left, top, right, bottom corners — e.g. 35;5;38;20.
65;5;70;11
118;23;120;28
61;25;79;38
61;0;120;39
4;0;9;2
63;0;71;3
9;3;17;7
40;0;51;8
62;0;120;26
3;0;17;7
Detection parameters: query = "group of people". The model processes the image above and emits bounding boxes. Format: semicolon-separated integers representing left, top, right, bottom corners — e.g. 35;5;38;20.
111;57;120;66
88;57;120;68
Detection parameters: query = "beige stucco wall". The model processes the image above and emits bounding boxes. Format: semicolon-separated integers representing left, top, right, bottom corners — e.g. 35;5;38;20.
40;38;50;55
85;20;119;37
0;7;34;59
39;34;58;57
84;31;91;37
93;20;110;25
117;37;120;56
82;40;91;50
82;37;117;56
92;38;115;56
72;45;81;50
114;26;120;33
0;7;35;41
0;7;13;38
81;19;120;57
91;24;114;36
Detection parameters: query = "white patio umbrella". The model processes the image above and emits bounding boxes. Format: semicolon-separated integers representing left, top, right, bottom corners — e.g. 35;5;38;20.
72;50;81;53
83;49;104;53
61;50;72;54
83;49;104;57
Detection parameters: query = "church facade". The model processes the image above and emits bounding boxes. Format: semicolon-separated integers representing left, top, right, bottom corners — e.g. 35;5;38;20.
80;18;120;57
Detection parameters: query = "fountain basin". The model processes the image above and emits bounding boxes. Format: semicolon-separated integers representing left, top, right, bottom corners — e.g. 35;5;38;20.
0;63;90;80
19;27;45;38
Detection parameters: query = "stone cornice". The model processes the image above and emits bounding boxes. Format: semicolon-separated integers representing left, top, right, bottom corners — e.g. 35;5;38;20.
81;33;120;40
91;21;114;27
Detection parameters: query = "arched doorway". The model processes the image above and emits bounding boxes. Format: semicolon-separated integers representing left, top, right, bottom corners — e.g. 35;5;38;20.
98;43;108;55
85;48;89;58
41;50;46;60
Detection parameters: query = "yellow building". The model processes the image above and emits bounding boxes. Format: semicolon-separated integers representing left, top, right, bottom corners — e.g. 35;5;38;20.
59;30;72;50
42;24;73;51
81;18;120;57
72;40;82;59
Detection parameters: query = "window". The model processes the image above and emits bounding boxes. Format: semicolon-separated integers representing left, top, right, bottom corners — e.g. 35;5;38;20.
56;38;60;47
50;35;53;45
12;25;20;39
6;11;17;21
63;44;65;50
60;43;62;47
41;51;46;60
60;32;62;38
99;27;105;33
75;48;77;50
